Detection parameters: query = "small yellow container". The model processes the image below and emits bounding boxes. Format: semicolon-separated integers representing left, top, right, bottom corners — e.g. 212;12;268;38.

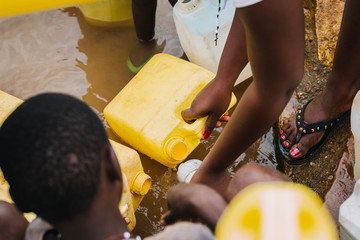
0;91;150;230
110;139;152;229
104;53;237;168
79;0;133;27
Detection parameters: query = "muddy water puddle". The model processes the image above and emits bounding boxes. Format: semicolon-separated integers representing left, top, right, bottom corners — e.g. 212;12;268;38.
0;2;350;238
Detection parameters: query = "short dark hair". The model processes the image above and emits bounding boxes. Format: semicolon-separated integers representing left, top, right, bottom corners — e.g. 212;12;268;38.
0;93;109;224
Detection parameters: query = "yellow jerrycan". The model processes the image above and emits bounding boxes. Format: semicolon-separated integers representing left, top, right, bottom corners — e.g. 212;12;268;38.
79;0;133;27
0;91;151;230
104;53;237;168
109;139;152;223
215;182;338;240
0;0;100;18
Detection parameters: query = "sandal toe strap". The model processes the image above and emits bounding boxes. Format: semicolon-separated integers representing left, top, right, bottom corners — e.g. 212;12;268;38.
295;100;348;135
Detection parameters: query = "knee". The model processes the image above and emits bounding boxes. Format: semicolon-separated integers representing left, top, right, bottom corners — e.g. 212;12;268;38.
287;68;304;94
225;164;291;202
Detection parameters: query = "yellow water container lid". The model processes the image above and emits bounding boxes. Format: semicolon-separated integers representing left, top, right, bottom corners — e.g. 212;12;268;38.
215;182;338;240
164;137;189;163
130;171;152;196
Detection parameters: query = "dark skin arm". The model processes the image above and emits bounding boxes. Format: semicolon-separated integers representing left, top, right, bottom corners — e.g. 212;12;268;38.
160;183;227;232
186;0;304;196
182;12;248;134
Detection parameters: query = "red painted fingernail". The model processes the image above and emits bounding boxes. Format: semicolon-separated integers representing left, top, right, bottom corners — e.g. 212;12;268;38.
280;130;284;134
281;135;286;140
284;141;290;147
290;148;300;157
203;130;211;139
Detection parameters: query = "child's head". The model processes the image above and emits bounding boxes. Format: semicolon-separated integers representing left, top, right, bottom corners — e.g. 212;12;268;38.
226;163;291;202
0;93;120;225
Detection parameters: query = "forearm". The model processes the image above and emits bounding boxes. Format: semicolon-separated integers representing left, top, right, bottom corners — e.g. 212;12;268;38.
203;83;291;171
213;12;248;90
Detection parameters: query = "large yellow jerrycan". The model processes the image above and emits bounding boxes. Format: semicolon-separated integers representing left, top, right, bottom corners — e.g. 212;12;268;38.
79;0;133;27
215;182;338;240
104;53;237;168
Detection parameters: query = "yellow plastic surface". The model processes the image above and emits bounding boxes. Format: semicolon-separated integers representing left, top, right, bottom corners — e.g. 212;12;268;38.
0;0;102;18
110;140;152;216
79;0;133;27
104;53;237;168
215;182;338;240
0;91;150;230
0;91;23;127
0;91;33;221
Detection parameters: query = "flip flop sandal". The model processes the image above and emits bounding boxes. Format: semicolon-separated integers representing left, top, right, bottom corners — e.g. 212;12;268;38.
279;99;350;165
126;55;151;74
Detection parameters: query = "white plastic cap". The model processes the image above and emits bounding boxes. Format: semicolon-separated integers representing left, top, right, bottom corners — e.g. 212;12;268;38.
177;159;202;183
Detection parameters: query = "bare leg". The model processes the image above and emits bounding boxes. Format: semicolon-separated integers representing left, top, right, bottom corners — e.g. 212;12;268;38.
280;0;360;160
130;0;159;68
132;0;156;42
191;0;305;195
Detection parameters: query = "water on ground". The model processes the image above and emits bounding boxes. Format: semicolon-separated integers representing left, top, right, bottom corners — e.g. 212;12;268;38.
0;0;355;237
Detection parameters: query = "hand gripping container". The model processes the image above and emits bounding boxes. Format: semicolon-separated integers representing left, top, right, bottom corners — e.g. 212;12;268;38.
173;0;252;86
0;91;150;230
104;53;237;168
79;0;133;27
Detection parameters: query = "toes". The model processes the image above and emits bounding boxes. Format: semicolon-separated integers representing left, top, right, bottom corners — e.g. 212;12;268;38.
289;144;305;159
282;140;290;148
280;125;296;147
288;133;323;159
281;121;291;131
285;127;297;146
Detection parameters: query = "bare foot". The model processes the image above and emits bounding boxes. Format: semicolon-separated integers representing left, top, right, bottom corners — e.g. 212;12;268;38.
279;90;352;161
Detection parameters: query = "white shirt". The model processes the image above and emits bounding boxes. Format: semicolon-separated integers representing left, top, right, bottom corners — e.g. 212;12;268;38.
232;0;263;8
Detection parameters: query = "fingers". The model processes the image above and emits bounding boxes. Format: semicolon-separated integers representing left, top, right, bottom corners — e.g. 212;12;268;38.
182;109;230;139
181;107;207;123
203;113;222;138
160;211;176;225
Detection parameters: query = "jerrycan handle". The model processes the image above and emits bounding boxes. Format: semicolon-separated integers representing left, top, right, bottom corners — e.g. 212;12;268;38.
181;94;237;137
183;116;208;138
